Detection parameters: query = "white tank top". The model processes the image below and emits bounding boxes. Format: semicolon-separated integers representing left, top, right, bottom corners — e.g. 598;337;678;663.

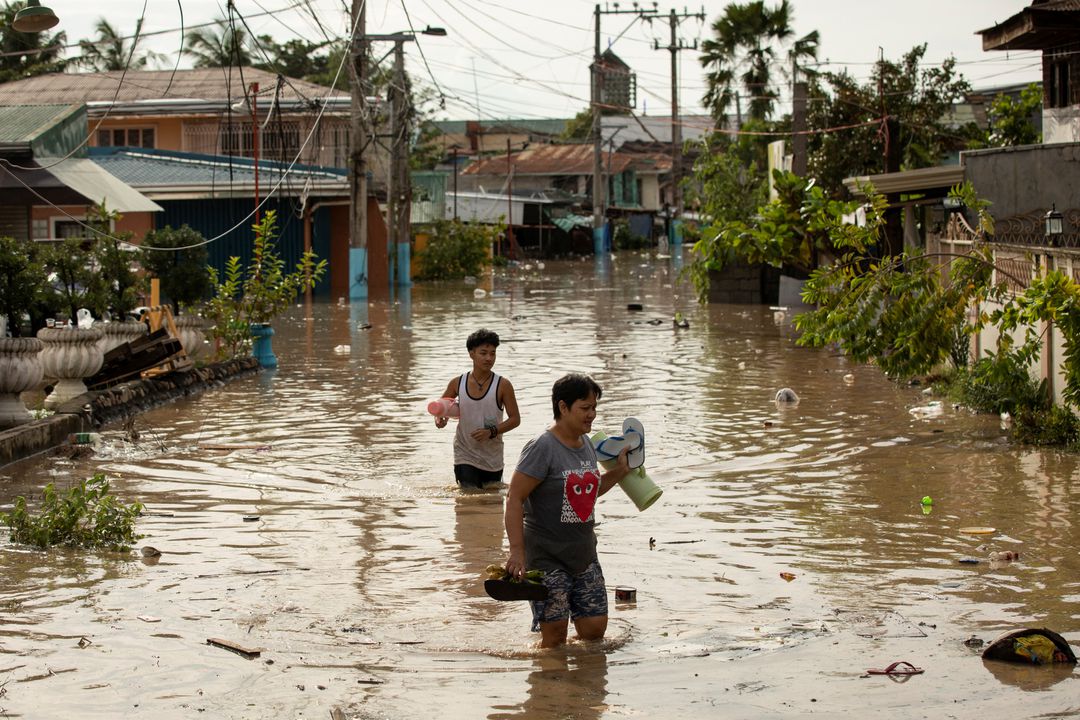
453;372;505;471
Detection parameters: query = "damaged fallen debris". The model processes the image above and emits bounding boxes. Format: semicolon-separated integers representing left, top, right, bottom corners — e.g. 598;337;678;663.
206;637;262;659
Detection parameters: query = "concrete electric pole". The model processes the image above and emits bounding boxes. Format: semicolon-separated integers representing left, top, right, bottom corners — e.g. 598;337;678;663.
653;7;704;218
348;0;369;300
591;3;659;249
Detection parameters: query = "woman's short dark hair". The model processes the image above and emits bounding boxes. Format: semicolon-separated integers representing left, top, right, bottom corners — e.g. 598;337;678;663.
466;328;500;351
552;373;602;419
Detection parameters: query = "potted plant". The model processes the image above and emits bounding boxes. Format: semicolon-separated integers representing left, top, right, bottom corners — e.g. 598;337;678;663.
0;235;47;427
205;210;326;368
140;224;213;360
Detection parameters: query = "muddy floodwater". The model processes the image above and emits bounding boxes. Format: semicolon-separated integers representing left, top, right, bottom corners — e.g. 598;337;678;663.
1;250;1078;719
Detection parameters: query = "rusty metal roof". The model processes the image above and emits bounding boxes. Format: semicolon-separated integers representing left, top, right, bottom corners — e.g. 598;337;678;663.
463;143;645;176
0;68;346;107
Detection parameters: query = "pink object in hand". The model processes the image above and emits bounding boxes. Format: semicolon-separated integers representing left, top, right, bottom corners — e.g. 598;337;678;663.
427;397;460;418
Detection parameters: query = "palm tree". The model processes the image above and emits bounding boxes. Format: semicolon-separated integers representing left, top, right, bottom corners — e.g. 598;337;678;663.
699;1;818;126
184;20;251;68
0;1;67;82
77;18;167;71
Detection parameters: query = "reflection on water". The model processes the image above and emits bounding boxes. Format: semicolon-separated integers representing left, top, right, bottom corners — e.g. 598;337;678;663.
1;251;1078;718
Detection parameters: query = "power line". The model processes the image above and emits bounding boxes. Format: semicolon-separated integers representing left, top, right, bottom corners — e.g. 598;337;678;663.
0;0;362;252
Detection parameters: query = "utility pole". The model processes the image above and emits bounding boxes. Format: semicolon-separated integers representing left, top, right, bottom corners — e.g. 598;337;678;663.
791;59;807;177
591;4;602;238
653;7;704;218
364;26;445;295
591;3;659;246
452;146;459;220
506;138;514;258
250;82;260;225
387;39;411;289
348;0;368;300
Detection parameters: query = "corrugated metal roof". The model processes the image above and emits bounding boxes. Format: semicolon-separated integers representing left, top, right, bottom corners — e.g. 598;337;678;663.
89;147;346;195
37;157;163;212
0;104;81;144
463;143;635;176
0;68;346;106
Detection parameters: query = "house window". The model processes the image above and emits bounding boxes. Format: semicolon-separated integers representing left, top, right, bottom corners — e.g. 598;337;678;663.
1048;56;1071;109
97;127;155;148
219;121;255;157
219;121;301;162
52;219;89;240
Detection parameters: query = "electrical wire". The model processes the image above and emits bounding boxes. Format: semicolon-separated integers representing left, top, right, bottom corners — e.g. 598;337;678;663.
0;0;365;252
0;0;314;59
1;0;152;172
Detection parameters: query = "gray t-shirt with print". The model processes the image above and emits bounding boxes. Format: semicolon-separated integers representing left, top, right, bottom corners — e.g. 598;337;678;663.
516;430;601;575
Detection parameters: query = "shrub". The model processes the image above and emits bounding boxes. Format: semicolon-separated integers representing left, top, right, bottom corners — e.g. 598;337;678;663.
140;225;213;315
0;473;143;551
947;351;1047;416
415;219;498;280
204;210;326;360
1012;405;1080;447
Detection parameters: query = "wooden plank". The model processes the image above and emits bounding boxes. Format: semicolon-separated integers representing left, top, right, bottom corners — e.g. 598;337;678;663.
206;637;262;659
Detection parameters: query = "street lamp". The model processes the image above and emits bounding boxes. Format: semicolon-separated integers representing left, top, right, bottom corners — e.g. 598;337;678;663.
12;0;59;32
1045;204;1063;246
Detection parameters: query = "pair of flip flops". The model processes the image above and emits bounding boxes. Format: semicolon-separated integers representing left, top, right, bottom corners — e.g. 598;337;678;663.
594;418;645;469
484;577;548;602
866;661;924;676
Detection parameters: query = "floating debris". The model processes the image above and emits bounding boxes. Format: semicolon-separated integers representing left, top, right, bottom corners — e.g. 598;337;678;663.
775;388;800;405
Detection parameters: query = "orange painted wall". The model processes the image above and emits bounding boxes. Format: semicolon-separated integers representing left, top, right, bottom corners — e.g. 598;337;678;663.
92;116;186;151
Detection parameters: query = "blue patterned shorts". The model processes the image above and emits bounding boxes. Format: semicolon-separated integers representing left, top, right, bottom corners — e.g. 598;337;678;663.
530;561;608;632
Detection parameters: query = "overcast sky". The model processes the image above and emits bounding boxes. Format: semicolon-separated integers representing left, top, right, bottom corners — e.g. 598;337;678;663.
50;0;1042;121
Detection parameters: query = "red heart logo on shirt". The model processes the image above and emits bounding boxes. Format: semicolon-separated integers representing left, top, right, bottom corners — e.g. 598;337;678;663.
565;471;600;522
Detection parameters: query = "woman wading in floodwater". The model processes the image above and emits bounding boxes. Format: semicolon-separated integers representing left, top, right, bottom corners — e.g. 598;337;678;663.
503;373;630;648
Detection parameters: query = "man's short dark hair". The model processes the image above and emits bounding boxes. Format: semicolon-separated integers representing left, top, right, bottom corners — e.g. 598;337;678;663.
466;328;500;351
552;373;602;419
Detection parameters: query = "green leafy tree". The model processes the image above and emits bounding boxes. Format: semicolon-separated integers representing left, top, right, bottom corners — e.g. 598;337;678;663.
986;82;1042;147
253;36;336;84
806;45;971;196
684;132;768;225
183;19;251;68
0;235;46;337
40;237;106;324
302;40;348;89
560;107;593;141
0;1;67;82
793;182;1007;380
687;169;852;303
75;17;166;71
699;0;818;124
140;225;212;315
87;203;144;320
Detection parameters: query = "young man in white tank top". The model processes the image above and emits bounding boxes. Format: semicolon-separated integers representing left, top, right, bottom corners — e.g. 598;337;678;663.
434;329;521;488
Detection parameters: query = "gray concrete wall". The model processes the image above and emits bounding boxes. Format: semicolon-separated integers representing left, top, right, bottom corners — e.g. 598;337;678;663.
964;142;1080;219
0;357;259;469
707;263;780;305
